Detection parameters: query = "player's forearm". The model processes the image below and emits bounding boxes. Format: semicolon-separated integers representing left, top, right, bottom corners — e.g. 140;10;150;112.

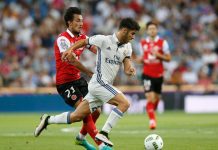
124;58;136;76
61;39;88;62
71;60;93;77
156;53;171;62
124;58;131;73
135;57;143;64
69;39;87;52
124;67;132;75
124;62;131;73
89;46;97;54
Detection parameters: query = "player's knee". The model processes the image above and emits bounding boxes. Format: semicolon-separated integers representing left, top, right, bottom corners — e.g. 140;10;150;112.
126;100;130;109
70;113;84;122
94;108;101;117
121;99;130;110
146;95;155;102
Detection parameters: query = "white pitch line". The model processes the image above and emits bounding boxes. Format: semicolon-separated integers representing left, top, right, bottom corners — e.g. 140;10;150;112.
1;133;35;137
0;128;216;137
61;127;80;133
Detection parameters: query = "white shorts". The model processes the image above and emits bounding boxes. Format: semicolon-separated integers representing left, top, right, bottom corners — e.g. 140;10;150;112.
84;79;121;113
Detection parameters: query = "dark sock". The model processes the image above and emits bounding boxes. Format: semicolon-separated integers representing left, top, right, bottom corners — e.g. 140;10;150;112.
100;131;109;139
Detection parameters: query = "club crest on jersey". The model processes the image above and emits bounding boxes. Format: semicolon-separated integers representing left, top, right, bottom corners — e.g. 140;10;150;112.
60;39;69;50
71;94;77;100
106;47;111;50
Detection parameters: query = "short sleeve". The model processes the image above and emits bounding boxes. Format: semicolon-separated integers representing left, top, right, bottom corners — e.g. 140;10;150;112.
124;43;133;57
163;40;170;54
57;36;71;53
85;35;92;49
88;35;105;48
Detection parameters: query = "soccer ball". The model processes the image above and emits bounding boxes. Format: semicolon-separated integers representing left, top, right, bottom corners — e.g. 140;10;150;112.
144;134;163;150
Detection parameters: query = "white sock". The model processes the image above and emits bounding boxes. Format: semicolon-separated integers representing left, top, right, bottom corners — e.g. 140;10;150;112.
77;132;86;140
48;112;71;124
99;143;106;149
102;108;123;133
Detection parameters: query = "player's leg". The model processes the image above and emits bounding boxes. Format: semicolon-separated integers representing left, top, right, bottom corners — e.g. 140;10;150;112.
35;81;96;149
76;109;102;148
96;92;130;146
154;93;160;110
77;112;112;150
74;78;102;149
151;76;163;129
34;100;91;135
79;109;101;135
34;81;81;137
35;102;103;150
83;80;124;147
153;76;163;111
145;91;156;129
70;98;113;148
75;114;100;150
34;100;90;124
77;78;101;135
142;75;157;129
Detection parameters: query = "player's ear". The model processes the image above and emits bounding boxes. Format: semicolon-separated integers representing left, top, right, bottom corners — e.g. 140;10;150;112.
68;21;72;27
122;28;128;34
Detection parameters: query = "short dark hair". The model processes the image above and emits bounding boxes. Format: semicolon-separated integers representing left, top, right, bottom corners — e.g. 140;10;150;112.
119;18;140;31
146;21;158;29
64;7;82;27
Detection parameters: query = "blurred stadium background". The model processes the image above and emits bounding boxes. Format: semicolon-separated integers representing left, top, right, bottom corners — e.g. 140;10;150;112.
0;0;218;150
0;0;218;112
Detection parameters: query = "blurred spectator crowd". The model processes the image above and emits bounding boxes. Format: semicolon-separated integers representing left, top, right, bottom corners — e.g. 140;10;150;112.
0;0;218;88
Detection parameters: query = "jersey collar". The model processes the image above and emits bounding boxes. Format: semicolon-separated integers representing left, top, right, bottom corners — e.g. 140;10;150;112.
113;33;123;46
113;33;119;43
146;36;159;42
66;29;80;38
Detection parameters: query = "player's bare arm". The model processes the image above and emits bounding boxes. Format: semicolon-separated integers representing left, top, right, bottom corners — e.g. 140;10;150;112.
61;53;93;78
151;44;171;62
61;39;88;62
132;52;143;64
70;59;93;78
61;39;93;77
88;45;97;54
123;57;136;76
152;51;171;62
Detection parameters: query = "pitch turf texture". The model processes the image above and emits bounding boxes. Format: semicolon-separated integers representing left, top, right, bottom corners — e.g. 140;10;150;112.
0;112;218;150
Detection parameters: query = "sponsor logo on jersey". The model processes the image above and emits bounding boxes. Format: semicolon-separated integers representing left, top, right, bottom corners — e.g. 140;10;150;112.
105;55;121;65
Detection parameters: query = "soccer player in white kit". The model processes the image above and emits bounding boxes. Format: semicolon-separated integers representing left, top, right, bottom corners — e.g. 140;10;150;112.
36;18;140;148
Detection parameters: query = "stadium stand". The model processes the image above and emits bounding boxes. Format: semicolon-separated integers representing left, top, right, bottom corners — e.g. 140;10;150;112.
0;0;218;88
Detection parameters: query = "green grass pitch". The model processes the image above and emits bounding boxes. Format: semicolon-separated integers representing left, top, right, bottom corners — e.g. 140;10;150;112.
0;111;218;150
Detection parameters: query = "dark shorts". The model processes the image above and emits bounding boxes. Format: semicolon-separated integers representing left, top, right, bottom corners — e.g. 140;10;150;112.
142;74;163;94
56;77;88;107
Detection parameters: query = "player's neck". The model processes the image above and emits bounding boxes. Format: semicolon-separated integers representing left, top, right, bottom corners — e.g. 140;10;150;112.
72;32;80;37
149;36;156;41
68;28;80;37
116;32;125;44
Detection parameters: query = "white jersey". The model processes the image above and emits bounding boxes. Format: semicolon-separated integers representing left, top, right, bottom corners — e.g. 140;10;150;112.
88;33;132;84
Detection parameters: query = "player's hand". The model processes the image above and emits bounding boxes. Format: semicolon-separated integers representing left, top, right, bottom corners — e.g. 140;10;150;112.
88;72;94;78
126;67;136;76
61;50;76;63
151;46;160;57
61;50;70;61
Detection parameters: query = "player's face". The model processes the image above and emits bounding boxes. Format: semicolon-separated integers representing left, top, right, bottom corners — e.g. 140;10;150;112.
147;25;158;38
123;29;137;43
69;14;83;35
